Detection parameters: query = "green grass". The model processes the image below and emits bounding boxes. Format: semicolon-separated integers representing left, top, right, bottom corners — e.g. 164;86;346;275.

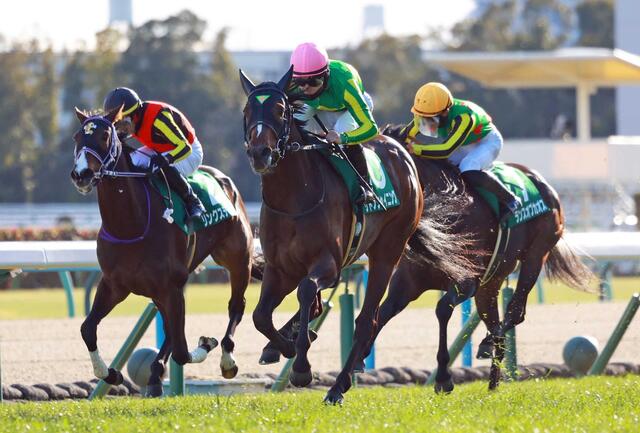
0;377;638;432
1;276;639;320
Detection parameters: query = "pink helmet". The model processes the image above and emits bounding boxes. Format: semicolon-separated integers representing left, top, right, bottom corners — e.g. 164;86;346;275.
290;42;329;78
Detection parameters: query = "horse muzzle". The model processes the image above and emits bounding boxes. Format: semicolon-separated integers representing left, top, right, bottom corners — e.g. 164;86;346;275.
247;145;276;174
70;168;97;194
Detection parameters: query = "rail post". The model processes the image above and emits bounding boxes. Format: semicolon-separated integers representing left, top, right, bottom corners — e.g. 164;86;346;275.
58;271;76;318
461;299;473;367
588;293;640;375
89;302;157;399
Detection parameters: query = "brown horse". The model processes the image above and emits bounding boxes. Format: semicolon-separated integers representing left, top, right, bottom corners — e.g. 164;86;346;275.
71;107;257;397
239;67;436;405
354;125;595;392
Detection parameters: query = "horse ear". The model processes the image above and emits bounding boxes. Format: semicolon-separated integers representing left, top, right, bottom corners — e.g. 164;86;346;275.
75;107;88;123
277;65;294;92
239;69;256;95
105;103;124;124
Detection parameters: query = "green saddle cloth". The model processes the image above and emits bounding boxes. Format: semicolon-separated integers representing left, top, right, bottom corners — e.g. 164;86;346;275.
323;147;401;214
151;170;237;235
474;162;551;228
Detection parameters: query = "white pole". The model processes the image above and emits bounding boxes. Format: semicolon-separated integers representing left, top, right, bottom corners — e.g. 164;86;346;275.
576;83;593;142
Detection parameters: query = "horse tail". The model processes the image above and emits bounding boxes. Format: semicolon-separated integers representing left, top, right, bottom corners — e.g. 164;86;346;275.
406;188;485;283
545;237;596;293
251;249;265;281
513;163;596;293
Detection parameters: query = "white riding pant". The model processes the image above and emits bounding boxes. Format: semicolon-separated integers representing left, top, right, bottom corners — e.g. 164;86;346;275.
450;127;503;173
130;138;203;177
294;92;374;135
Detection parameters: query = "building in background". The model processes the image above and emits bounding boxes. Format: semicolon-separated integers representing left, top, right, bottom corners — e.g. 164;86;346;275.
363;4;385;40
109;0;133;26
615;0;640;136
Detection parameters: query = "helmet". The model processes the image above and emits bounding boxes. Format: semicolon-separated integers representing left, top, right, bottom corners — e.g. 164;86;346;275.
290;42;329;78
103;87;142;117
411;82;453;117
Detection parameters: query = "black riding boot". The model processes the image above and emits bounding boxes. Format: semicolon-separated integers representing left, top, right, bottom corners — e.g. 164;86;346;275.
462;169;521;227
163;165;206;223
344;145;376;206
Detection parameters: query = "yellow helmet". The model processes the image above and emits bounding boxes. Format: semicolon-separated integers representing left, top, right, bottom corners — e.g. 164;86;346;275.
411;82;453;117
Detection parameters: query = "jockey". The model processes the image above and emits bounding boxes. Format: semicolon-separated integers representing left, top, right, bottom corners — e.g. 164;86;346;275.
103;87;206;222
402;82;521;226
289;42;378;205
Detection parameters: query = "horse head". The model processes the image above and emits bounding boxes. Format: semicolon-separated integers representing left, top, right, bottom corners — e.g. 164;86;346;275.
240;66;294;174
70;104;123;194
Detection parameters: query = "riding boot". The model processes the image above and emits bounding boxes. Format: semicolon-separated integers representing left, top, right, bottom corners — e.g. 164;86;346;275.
461;169;521;227
343;144;376;206
163;165;206;223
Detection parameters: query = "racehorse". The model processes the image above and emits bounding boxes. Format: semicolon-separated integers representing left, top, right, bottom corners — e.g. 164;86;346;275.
71;106;258;397
239;67;480;404
353;124;595;392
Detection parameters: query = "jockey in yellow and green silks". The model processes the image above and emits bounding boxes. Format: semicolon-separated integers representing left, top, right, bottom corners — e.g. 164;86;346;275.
401;82;521;226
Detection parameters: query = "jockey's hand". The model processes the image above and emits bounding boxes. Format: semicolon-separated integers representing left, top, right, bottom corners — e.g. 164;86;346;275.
325;130;341;144
149;153;171;172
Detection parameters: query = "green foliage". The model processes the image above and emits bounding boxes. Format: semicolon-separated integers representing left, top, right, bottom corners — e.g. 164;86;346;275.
1;377;638;432
0;1;617;202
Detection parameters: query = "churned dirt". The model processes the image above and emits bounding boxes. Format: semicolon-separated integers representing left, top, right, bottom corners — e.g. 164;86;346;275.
0;302;638;385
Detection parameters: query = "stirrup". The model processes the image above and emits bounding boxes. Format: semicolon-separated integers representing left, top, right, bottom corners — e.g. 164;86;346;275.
355;188;376;206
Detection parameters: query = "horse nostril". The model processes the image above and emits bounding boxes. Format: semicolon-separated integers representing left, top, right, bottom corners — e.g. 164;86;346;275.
260;147;271;159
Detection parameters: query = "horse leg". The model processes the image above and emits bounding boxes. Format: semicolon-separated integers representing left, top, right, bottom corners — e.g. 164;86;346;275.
324;254;399;405
146;304;172;397
473;279;502;360
290;261;337;387
162;288;218;367
433;279;477;394
260;292;322;365
355;266;427;372
486;257;546;391
80;278;129;385
504;256;545;332
253;267;298;359
219;260;250;379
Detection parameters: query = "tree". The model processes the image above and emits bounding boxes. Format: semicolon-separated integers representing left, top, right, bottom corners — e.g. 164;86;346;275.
0;43;37;201
576;0;614;48
87;27;126;109
342;34;438;126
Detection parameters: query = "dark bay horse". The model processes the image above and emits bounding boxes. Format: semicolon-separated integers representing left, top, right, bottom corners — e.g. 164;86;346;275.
354;125;595;392
71;106;257;397
241;69;481;404
239;67;435;405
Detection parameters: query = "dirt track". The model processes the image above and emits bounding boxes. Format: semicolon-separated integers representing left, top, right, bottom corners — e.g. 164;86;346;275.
0;302;638;385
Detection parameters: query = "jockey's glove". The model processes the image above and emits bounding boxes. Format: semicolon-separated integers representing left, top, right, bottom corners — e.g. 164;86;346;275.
149;153;171;172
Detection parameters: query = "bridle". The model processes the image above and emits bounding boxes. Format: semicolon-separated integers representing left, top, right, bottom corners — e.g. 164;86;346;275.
243;86;293;166
75;116;147;180
75;115;151;243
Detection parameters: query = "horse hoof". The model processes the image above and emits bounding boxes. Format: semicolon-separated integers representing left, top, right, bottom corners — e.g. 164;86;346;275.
476;343;493;359
259;347;281;365
353;360;365;373
221;365;239;379
145;383;164;398
198;336;219;352
323;389;344;406
434;379;454;394
289;369;313;388
104;368;124;386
